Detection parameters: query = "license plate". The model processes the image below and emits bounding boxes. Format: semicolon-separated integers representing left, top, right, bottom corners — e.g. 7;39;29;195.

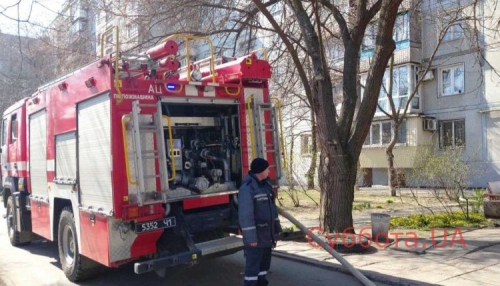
135;217;177;233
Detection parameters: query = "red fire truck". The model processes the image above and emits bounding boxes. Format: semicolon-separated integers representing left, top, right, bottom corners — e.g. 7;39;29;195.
1;31;284;281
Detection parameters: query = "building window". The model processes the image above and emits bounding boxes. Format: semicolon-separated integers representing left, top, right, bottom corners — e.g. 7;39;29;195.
127;1;138;15
442;15;463;41
127;24;139;39
301;134;313;155
361;65;421;114
362;24;377;52
378;66;409;113
441;64;464;96
439;119;465;148
364;121;407;146
394;12;409;43
363;12;408;54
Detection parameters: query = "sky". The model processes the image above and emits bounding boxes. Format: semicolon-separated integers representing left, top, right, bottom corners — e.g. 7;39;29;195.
0;0;65;37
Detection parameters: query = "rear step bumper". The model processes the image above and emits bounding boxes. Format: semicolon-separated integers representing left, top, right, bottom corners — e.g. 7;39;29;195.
134;236;243;274
134;249;201;274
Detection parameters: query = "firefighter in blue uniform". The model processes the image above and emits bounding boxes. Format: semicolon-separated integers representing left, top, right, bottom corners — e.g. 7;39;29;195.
238;158;282;286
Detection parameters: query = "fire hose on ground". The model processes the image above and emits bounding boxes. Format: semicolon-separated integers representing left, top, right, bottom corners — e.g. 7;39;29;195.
277;207;376;286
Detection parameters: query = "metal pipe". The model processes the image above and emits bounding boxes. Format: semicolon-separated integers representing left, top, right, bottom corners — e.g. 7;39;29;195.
277;207;376;286
209;156;230;182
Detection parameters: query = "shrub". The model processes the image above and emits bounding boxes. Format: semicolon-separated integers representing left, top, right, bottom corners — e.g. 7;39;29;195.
353;202;371;211
390;212;487;230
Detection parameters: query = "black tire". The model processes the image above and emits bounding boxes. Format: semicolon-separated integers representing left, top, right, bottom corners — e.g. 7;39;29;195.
6;196;20;246
57;208;100;281
6;196;30;246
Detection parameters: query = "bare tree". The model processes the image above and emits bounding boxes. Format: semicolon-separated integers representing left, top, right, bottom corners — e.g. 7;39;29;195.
245;0;403;232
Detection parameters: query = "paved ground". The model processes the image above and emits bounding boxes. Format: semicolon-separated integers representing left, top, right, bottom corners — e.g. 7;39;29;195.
3;190;500;286
0;205;388;286
274;226;500;286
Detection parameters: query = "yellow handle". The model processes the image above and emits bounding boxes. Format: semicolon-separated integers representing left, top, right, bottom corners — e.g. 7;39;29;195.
225;86;241;96
122;115;138;185
249;48;268;61
100;26;123;104
271;98;287;170
162;115;176;181
245;95;256;158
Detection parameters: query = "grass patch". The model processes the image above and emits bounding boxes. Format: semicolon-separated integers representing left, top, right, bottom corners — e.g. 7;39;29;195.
386;199;394;204
353;202;371;211
278;189;320;207
390;212;488;230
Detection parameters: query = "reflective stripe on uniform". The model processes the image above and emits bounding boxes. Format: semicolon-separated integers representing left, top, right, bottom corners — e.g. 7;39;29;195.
242;226;256;231
244;276;258;281
258;271;268;276
254;194;267;199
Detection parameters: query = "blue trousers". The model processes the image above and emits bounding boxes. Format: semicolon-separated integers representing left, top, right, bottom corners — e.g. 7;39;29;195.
243;247;272;286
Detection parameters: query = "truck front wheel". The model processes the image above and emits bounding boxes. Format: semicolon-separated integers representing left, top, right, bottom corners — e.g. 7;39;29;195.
58;208;100;281
6;196;30;246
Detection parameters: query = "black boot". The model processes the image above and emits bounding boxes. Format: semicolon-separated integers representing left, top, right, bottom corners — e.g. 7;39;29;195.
258;278;269;286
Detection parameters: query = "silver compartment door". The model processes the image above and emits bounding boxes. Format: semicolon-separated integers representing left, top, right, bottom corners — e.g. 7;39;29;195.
78;94;113;213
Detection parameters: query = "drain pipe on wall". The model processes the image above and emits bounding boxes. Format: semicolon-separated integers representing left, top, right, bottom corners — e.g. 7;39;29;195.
277;207;376;286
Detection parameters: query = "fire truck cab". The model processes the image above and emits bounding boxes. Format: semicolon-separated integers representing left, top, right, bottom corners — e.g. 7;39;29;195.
2;32;283;281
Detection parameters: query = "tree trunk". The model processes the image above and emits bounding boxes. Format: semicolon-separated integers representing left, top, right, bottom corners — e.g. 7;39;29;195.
288;133;295;187
306;110;317;189
319;151;357;233
386;123;399;197
313;76;357;233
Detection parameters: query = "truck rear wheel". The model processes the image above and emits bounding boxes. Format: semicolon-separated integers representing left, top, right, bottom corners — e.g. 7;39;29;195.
6;196;26;246
58;208;100;281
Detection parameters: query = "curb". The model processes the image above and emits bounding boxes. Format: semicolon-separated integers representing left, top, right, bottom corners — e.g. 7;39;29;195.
272;250;439;286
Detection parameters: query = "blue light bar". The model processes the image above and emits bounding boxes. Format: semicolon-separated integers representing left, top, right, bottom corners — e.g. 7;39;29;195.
166;83;177;91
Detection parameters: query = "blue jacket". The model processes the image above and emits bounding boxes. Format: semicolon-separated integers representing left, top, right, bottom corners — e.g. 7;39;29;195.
238;173;282;248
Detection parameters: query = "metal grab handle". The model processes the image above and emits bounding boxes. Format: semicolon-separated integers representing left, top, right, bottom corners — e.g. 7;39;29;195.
225;86;241;96
245;95;256;158
271;98;287;170
122;115;138;185
249;48;268;61
162;115;176;181
100;26;123;104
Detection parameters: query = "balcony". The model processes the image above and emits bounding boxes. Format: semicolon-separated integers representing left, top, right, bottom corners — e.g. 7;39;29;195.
360;117;434;169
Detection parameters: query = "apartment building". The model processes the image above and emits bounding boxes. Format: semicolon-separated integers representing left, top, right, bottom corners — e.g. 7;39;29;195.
284;0;500;189
46;0;96;76
94;0;150;55
0;33;46;115
357;0;500;188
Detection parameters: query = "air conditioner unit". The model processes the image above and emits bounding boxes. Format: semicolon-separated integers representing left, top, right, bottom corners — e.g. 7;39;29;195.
421;70;434;82
423;118;437;131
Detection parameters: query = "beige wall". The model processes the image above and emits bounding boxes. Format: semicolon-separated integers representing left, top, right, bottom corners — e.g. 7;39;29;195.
360;117;434;168
360;145;433;168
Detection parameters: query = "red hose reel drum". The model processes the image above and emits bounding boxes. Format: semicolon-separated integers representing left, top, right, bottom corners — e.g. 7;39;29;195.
146;40;179;61
159;56;180;72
